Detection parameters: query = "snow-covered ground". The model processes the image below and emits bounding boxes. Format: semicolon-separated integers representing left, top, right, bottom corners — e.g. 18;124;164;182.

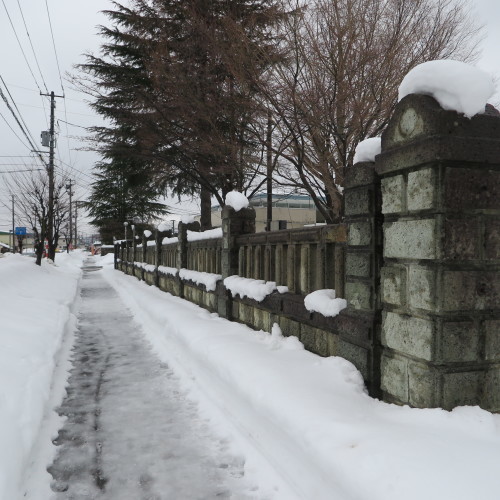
2;252;500;500
0;251;84;500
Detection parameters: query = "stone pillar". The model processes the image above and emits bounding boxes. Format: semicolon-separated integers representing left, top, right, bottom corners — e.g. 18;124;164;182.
114;243;118;269
153;230;163;288
177;221;200;298
218;206;256;318
338;159;383;395
377;94;500;411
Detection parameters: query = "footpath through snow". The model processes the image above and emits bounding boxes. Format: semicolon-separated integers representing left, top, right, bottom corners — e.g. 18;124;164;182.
1;252;500;499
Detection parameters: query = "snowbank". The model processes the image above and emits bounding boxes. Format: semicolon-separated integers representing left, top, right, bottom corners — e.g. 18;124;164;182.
179;268;222;291
187;228;222;241
0;252;84;499
103;269;500;500
353;137;381;164
399;60;495;117
225;191;249;212
304;289;347;317
224;275;278;302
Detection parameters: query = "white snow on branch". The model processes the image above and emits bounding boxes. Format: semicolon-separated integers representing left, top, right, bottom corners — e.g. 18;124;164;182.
158;265;178;276
398;60;495;118
143;230;152;238
179;269;222;291
353;137;381;164
224;275;278;302
187;228;223;242
304;289;347;317
225;191;249;212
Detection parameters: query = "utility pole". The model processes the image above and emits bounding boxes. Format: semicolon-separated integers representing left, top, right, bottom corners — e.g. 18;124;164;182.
11;194;15;254
74;201;78;249
41;90;64;260
266;109;273;232
66;179;73;252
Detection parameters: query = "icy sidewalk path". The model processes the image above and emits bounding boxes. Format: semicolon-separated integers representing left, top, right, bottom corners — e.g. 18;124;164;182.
47;262;261;500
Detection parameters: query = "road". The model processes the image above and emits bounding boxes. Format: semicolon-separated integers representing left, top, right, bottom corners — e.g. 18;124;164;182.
47;260;262;500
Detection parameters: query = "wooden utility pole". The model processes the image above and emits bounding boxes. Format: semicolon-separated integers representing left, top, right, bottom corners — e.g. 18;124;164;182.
66;179;73;252
266;110;273;231
41;91;63;260
11;194;15;254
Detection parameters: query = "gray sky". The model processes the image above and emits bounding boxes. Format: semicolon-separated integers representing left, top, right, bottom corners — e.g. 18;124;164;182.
0;0;499;236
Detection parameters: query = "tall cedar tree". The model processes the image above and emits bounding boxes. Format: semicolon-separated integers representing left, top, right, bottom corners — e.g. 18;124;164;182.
78;0;285;229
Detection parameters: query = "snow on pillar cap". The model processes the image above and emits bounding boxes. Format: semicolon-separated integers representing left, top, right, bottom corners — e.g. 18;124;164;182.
225;191;250;212
143;230;152;238
353;137;381;164
181;214;195;224
398;60;495;118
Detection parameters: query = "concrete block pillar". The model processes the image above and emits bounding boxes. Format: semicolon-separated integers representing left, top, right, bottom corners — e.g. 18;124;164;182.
177;221;200;297
218;206;256;318
338;160;383;395
377;94;500;411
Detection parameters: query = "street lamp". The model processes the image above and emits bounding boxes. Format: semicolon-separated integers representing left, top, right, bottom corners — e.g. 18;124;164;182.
124;221;128;241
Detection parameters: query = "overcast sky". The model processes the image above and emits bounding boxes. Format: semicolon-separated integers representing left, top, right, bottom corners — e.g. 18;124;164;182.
0;0;499;236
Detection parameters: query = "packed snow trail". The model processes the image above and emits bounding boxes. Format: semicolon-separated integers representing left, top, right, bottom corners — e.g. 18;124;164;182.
47;260;260;500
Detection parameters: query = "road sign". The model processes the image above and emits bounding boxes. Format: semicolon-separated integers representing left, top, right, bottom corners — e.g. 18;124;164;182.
15;227;27;236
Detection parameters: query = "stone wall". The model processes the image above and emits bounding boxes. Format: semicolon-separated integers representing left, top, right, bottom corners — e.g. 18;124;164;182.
115;94;500;412
376;94;500;411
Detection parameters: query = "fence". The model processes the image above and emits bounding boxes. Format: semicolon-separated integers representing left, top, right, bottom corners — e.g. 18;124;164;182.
115;93;500;412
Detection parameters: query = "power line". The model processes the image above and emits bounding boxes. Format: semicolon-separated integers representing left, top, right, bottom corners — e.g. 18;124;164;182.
1;0;43;93
44;0;64;95
16;0;49;93
0;109;30;149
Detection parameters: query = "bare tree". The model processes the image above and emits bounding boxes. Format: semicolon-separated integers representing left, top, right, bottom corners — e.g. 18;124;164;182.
260;0;482;222
8;171;69;265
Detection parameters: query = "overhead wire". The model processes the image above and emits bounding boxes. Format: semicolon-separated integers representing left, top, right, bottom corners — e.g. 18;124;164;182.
15;0;49;93
1;0;43;93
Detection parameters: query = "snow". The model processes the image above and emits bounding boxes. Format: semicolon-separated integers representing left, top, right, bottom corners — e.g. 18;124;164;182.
143;230;152;238
157;222;170;232
158;265;178;276
399;60;495;118
3;251;500;500
103;269;500;500
147;240;156;246
181;214;195;224
187;227;222;241
0;251;84;500
304;289;347;317
225;191;249;212
179;268;222;291
162;236;178;245
224;275;278;302
353;137;381;164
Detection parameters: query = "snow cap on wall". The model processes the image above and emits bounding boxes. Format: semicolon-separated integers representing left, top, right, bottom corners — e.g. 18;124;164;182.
225;191;249;212
353;137;381;164
398;60;495;118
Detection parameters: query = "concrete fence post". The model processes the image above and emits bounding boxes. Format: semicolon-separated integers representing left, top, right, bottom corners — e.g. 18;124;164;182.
218;205;256;319
376;94;500;411
177;221;200;298
338;160;383;395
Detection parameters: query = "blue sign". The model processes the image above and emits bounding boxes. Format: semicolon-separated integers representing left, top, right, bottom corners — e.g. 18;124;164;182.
15;227;27;236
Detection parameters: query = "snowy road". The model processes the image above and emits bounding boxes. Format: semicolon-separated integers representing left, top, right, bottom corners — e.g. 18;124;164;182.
47;260;261;500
